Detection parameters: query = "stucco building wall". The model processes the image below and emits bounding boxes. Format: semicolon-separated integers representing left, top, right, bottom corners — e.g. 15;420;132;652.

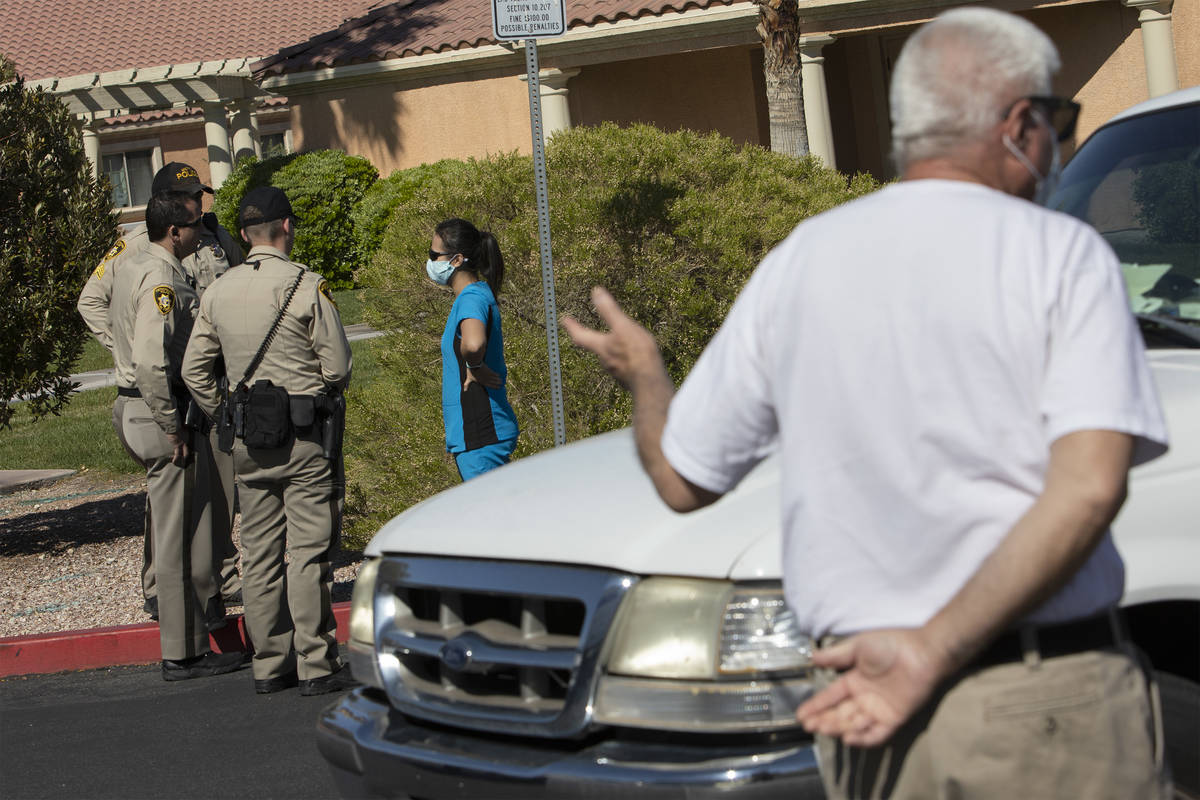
568;46;769;147
291;70;533;176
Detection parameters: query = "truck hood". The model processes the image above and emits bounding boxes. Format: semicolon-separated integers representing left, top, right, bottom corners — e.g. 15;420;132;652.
365;428;782;579
366;349;1200;588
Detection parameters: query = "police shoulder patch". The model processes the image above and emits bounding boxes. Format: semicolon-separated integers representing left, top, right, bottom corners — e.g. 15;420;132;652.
318;279;337;308
103;239;127;262
153;285;175;315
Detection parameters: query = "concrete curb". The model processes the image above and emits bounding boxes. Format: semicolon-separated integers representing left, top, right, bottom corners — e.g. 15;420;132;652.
0;601;352;677
0;469;76;496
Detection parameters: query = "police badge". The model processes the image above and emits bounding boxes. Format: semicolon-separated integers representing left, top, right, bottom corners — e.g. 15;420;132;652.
153;285;175;315
318;279;338;308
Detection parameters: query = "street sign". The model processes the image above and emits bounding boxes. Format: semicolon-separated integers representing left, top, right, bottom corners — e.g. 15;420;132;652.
492;0;569;445
492;0;566;40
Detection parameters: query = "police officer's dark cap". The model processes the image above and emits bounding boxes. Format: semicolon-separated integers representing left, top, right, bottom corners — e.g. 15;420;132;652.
152;162;213;196
240;186;294;228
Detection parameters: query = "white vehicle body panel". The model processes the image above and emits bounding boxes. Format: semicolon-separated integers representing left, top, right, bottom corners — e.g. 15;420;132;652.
369;351;1200;603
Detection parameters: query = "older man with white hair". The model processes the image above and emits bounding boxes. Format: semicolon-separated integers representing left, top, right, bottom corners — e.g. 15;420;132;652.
564;7;1170;799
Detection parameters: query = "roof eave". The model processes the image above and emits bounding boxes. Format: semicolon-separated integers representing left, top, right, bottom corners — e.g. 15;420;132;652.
257;2;759;94
29;58;271;120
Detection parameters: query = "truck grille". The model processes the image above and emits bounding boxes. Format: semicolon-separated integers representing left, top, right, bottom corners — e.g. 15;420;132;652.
373;556;635;738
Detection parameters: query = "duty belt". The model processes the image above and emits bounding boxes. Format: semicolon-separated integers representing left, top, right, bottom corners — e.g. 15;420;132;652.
117;383;190;400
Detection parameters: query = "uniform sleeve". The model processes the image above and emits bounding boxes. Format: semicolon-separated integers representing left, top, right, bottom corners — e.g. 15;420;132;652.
217;226;245;267
182;293;223;417
1041;226;1169;466
77;259;115;351
132;276;180;434
661;260;780;494
307;275;352;389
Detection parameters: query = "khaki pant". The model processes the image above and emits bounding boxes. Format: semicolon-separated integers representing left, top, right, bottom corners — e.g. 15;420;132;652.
142;426;241;606
112;395;210;660
233;435;341;682
814;646;1170;800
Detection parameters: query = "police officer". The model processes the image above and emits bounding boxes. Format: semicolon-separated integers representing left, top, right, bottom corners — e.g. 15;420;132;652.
183;186;355;695
110;191;246;680
78;162;243;622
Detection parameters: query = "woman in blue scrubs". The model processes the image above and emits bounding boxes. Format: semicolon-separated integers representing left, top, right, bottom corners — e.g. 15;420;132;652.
426;218;519;480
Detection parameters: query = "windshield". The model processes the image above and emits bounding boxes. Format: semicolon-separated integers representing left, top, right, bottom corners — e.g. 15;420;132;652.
1049;99;1200;329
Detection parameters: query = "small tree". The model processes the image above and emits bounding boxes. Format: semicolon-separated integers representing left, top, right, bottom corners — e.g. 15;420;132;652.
0;76;117;428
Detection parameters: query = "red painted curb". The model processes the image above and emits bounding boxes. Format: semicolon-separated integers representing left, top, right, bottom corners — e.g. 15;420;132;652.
0;601;352;677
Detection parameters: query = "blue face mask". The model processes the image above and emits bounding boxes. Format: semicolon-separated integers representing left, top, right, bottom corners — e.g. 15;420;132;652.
426;258;456;286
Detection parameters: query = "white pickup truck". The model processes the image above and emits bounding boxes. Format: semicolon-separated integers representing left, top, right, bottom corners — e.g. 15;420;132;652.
318;88;1200;799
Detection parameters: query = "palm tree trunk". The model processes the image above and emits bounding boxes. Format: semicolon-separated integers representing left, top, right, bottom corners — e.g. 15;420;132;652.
757;0;809;157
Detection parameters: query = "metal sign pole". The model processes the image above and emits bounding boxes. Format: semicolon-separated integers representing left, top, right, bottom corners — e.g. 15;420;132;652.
524;39;567;448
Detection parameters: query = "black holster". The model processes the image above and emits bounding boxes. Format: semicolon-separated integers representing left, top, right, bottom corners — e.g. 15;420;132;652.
313;388;346;461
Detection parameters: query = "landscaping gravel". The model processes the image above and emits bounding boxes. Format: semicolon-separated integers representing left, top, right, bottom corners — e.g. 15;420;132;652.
0;472;362;639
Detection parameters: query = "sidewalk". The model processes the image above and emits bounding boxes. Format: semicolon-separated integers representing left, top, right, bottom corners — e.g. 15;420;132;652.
68;322;383;392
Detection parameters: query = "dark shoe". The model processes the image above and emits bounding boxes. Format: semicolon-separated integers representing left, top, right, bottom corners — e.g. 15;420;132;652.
162;650;247;682
299;666;359;697
143;597;158;621
254;670;298;695
222;589;244;607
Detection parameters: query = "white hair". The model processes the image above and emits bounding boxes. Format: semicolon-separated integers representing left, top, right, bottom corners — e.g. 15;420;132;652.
890;7;1061;171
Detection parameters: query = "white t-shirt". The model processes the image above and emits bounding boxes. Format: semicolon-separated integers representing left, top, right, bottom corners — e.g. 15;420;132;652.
662;180;1169;637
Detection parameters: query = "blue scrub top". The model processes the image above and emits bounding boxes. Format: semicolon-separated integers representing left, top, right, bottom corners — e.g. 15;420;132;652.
440;281;519;453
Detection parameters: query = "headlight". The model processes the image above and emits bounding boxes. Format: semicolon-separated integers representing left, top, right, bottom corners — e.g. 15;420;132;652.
719;587;812;675
595;578;813;731
347;557;382;689
605;579;812;680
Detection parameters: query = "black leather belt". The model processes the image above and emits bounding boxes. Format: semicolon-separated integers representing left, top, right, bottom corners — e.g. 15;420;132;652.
117;386;141;398
969;611;1124;670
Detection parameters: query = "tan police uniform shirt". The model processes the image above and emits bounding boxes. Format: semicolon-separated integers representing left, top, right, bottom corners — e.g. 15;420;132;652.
78;222;243;350
110;243;199;435
183;245;351;417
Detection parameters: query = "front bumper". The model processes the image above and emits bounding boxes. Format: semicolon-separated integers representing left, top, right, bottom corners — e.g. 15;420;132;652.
318;689;825;799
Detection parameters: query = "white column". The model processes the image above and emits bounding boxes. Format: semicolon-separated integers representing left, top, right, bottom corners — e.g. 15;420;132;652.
519;68;580;144
799;35;837;168
81;121;101;180
202;102;233;189
1123;0;1179;98
229;99;258;165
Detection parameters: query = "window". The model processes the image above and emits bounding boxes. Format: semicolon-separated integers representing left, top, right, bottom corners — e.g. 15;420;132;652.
103;149;155;208
261;132;288;158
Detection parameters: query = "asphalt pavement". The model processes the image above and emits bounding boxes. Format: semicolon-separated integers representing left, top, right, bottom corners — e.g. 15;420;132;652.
1;663;345;799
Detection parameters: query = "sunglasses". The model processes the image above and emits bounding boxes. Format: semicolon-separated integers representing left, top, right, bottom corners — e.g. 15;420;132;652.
429;249;455;260
176;216;205;229
1004;95;1081;142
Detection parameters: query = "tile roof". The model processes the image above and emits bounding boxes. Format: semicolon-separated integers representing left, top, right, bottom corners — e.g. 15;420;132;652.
0;0;383;81
252;0;737;77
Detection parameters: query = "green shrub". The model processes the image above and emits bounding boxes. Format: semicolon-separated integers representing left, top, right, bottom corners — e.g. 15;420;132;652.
345;123;881;543
1;76;117;429
351;159;462;270
213;151;378;288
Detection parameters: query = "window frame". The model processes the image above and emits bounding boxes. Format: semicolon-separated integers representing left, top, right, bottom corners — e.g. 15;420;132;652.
99;137;164;212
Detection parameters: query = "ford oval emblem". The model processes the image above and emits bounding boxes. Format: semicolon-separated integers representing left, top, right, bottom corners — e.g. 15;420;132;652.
439;640;472;672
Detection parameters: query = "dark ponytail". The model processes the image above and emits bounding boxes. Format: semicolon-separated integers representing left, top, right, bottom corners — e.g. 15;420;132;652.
435;217;506;296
